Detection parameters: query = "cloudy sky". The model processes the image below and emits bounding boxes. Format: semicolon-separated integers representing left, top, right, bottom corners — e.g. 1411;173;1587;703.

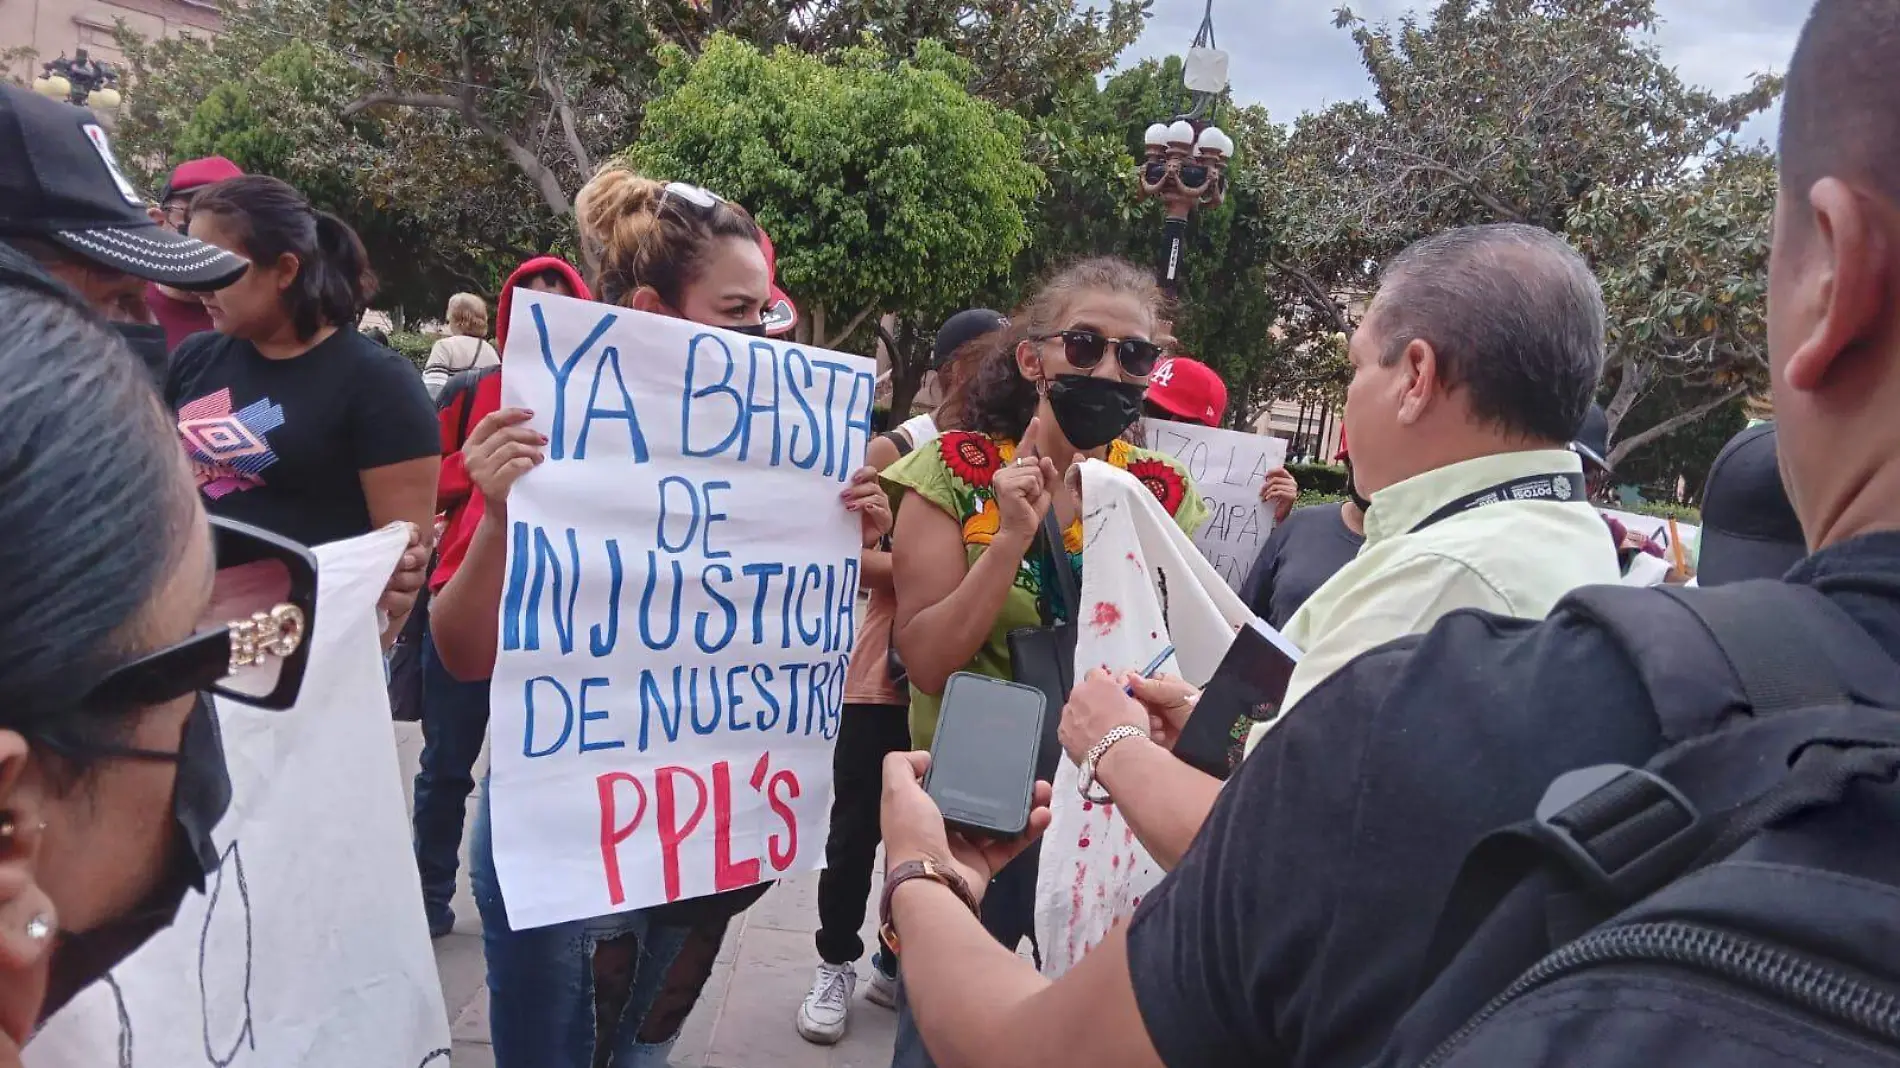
1119;0;1802;147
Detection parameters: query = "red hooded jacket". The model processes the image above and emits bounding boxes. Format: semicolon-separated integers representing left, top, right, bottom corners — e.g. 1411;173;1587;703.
431;256;591;592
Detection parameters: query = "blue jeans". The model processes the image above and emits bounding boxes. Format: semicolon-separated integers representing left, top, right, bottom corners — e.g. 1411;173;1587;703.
473;783;715;1068
411;632;489;923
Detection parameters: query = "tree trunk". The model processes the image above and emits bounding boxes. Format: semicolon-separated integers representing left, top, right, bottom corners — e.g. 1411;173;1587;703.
1602;357;1650;441
808;304;827;351
1604;383;1751;470
887;318;927;422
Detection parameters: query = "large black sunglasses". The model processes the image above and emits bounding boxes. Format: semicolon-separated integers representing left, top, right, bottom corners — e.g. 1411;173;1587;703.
1033;330;1164;378
83;517;318;715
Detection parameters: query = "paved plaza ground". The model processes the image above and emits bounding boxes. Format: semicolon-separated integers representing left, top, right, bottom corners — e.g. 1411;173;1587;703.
395;724;900;1068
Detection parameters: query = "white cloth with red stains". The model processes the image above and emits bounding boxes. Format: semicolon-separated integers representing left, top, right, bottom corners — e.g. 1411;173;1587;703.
1032;460;1256;976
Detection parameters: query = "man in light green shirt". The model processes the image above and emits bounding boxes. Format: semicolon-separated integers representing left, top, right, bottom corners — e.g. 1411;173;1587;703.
1058;222;1623;867
1248;448;1618;751
1242;225;1622;752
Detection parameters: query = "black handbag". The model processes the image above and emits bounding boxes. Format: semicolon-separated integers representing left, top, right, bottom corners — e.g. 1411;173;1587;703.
881;533;910;691
385;579;430;722
1007;507;1079;784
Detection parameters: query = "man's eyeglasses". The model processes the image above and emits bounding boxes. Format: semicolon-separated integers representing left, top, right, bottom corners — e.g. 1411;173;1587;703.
1033;330;1165;378
84;517;318;715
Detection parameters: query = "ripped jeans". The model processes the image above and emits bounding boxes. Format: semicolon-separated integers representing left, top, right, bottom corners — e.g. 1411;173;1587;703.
471;783;729;1068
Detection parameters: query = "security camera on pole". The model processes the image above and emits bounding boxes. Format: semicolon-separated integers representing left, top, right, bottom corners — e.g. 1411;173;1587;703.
1137;0;1232;310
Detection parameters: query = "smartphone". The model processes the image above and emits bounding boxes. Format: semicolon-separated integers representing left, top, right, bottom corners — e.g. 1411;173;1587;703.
925;673;1046;839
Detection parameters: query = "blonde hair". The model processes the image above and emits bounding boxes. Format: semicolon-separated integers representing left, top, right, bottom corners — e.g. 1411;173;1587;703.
445;292;488;337
574;164;762;308
1744;392;1774;423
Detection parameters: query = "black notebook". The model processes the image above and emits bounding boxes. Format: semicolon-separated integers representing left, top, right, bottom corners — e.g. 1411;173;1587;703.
1173;618;1302;780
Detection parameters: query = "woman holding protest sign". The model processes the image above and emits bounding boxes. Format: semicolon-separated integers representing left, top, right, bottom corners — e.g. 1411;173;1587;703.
429;164;890;1068
0;261;318;1056
879;257;1206;1067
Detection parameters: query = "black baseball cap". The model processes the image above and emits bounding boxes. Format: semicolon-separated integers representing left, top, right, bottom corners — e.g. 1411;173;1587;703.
1696;422;1806;587
0;86;248;291
933;308;1008;371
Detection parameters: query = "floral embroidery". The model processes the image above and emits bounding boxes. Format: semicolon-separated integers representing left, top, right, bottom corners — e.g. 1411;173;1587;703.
963;497;1002;545
1127;458;1188;514
939;432;1005;489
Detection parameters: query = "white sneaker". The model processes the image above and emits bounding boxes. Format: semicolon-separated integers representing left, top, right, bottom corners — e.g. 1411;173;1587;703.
865;961;899;1009
795;962;857;1045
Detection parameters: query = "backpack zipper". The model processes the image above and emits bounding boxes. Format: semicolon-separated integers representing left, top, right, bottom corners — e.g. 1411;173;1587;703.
1418;921;1900;1068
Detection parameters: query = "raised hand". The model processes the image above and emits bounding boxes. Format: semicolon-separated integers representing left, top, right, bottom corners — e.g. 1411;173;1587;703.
1260;466;1299;523
994;417;1061;544
463;408;547;514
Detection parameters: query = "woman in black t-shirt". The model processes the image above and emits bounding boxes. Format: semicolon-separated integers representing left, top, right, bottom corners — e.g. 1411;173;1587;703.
164;177;439;553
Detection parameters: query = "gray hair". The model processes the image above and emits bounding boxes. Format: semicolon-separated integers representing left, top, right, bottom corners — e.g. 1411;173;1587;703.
1371;223;1606;445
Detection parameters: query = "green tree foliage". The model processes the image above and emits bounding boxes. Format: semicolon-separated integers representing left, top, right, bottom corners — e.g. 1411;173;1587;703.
1567;147;1774;467
667;0;1150;109
113;0;1146;320
626;36;1044;398
1245;0;1782;466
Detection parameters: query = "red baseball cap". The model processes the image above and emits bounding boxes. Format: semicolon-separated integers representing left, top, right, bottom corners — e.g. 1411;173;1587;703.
756;229;798;339
1146;356;1228;427
158;156;244;203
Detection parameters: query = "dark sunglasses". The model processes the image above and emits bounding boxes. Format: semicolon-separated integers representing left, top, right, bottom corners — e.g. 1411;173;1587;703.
83;517;318;715
1034;330;1164;378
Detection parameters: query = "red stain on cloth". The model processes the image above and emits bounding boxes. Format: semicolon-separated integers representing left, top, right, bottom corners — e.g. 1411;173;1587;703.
1088;601;1123;637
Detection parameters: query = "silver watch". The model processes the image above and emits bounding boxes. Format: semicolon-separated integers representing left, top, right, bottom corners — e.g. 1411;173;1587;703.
1077;725;1148;803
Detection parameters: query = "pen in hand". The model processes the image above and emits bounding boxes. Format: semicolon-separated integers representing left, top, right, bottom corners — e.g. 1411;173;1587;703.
1126;644;1176;696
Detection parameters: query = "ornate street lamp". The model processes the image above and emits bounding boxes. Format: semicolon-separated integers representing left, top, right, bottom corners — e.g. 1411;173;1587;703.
1136;1;1232;305
34;50;123;112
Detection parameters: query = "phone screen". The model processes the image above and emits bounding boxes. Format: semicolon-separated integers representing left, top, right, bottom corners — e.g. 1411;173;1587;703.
926;673;1045;838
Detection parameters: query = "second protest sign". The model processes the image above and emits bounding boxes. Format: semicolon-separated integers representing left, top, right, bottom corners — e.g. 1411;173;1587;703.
1142;420;1288;591
490;292;875;930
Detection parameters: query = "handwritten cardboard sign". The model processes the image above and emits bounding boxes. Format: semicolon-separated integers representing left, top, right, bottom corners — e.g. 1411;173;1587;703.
488;293;875;930
1141;421;1289;591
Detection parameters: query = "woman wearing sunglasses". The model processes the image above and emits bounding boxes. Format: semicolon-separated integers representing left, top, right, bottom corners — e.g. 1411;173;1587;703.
878;257;1206;1066
427;165;890;1068
0;278;318;1063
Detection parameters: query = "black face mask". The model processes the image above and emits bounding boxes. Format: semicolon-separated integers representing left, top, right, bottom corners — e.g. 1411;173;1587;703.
1344;462;1374;514
1044;374;1145;451
38;692;232;1023
114;322;170;386
727;322;770;338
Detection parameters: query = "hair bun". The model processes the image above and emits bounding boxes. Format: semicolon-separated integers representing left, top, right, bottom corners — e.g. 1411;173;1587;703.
577;166;667;274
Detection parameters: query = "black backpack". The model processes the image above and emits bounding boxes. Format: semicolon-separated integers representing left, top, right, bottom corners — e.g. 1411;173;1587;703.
1374;580;1900;1068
